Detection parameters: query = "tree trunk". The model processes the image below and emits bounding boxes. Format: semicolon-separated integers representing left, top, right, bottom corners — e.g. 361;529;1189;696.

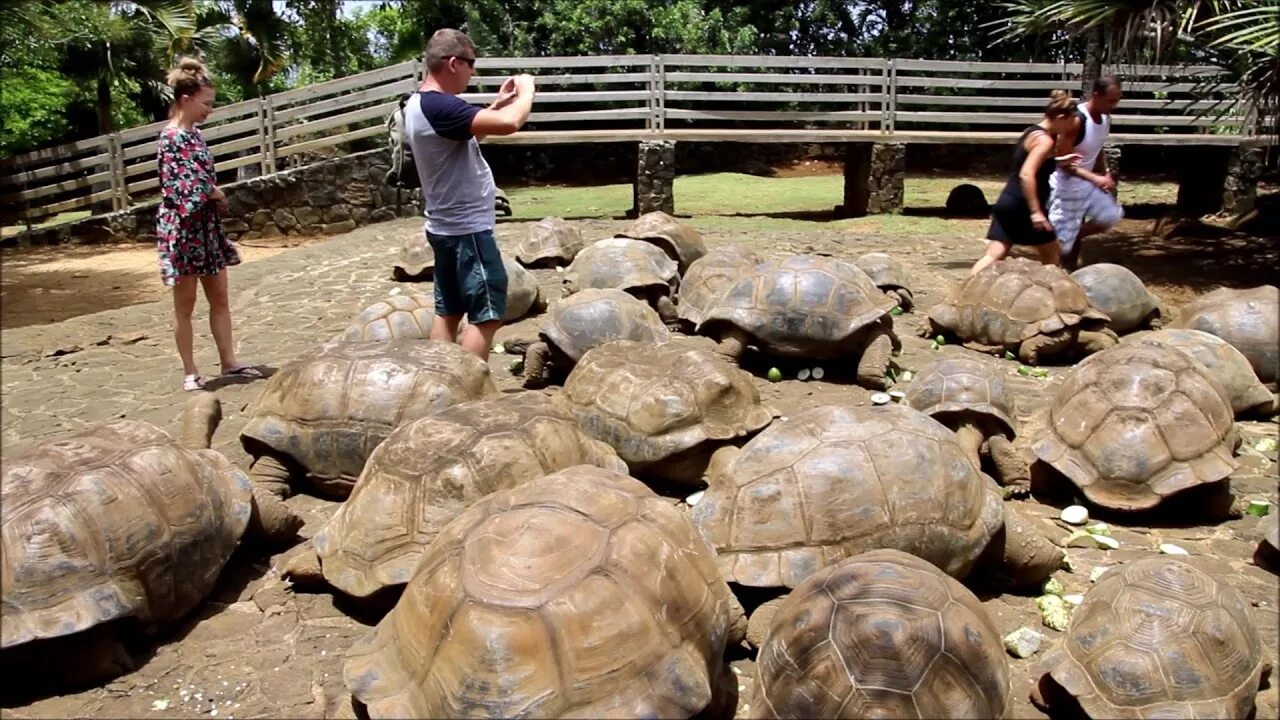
96;73;114;135
1080;25;1104;95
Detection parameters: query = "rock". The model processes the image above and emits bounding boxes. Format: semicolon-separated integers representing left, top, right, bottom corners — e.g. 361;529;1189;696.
322;220;357;235
250;209;273;230
324;204;352;223
1060;505;1089;525
44;345;82;357
1003;627;1045;658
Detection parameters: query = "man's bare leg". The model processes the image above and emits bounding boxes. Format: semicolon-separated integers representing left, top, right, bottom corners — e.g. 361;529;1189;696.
460;319;502;361
430;314;464;343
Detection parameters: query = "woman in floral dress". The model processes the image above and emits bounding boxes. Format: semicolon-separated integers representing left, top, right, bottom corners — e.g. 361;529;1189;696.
156;57;261;391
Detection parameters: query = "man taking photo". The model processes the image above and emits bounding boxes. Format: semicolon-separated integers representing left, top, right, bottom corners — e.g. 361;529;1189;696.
406;28;536;361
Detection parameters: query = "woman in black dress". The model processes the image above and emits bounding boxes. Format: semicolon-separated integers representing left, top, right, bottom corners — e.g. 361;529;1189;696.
970;90;1081;275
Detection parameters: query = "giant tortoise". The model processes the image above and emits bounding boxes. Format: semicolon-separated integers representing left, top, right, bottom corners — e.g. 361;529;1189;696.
562;339;773;485
335;294;435;342
752;549;1010;719
692;403;1060;645
675;244;762;332
614;210;707;273
392;231;432;282
922;256;1118;365
1;395;290;686
906;355;1030;494
1124;327;1276;417
494;187;511;216
281;392;627;599
564;237;680;326
1031;557;1269;720
854;252;915;312
519;288;670;389
1170;284;1278;385
342;465;742;719
1031;341;1239;513
1070;262;1162;334
697;254;902;389
239;340;497;516
516;217;584;268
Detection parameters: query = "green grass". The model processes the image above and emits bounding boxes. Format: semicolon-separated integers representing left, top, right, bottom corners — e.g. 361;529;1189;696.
1;210;91;238
504;172;1179;236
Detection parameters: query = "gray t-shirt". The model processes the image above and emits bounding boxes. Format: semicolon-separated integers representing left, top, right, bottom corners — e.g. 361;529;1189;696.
404;90;496;236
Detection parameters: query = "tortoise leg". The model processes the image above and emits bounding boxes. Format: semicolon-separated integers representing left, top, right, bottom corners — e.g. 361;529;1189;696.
247;455;303;543
746;597;787;649
713;328;750;363
279;542;326;588
856;328;894;390
725;592;748;648
1018;330;1073;365
522;341;552;389
1144;309;1163;330
1076;329;1119;356
988;434;1031;497
953;422;986;471
888;288;914;313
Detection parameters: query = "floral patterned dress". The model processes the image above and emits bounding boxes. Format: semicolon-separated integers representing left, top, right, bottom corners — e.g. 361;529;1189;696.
155;126;240;286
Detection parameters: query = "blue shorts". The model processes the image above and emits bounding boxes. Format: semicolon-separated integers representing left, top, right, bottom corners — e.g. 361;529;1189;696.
427;229;508;324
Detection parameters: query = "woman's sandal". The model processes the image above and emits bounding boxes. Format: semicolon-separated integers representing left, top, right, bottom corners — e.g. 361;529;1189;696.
221;364;264;379
183;374;206;392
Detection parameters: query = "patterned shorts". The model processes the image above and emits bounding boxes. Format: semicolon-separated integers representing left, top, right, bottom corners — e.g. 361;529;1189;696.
1048;175;1124;252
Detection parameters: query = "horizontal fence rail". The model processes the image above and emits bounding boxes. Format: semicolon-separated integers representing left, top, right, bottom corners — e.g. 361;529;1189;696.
0;54;1259;225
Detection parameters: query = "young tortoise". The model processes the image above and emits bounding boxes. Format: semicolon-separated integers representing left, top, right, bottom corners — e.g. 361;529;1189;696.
674;244;762;332
391;231;432;282
922;256;1118;365
614;210;708;274
516;216;584;268
697;254;902;390
1170;284;1278;385
564;237;680;326
519;288;670;389
906;355;1031;494
1124;328;1276;417
1032;557;1270;719
1031;341;1239;514
1;395;292;687
854;251;915;312
281;392;627;599
562;339;774;485
1070;262;1162;334
692;403;1060;646
239;340;498;514
752;549;1010;719
343;465;743;719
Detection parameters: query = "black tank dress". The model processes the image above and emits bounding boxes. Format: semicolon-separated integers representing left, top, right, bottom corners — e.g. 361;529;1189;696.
986;125;1056;246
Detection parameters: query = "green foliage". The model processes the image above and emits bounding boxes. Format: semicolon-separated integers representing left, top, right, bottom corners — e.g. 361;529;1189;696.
0;66;74;155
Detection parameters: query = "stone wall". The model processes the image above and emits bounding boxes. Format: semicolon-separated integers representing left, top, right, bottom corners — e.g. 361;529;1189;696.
6;149;421;247
635;140;676;215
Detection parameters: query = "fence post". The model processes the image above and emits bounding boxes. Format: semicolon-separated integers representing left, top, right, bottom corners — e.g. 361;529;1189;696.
256;97;271;176
882;59;897;134
106;133;130;212
264;97;278;175
655;55;666;132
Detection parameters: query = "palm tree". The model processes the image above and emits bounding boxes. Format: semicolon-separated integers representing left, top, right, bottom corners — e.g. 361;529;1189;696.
991;0;1278;135
206;0;291;97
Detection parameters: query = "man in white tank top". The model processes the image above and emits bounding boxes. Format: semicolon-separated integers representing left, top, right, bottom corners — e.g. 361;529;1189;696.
1049;76;1125;268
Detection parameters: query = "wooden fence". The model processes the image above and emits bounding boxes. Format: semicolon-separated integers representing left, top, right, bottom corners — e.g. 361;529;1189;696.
0;54;1257;225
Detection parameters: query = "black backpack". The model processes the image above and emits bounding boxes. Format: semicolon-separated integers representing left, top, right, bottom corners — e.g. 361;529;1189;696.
385;92;421;189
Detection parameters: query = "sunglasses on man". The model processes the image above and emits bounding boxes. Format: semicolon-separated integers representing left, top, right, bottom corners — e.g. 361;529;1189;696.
450;55;476;68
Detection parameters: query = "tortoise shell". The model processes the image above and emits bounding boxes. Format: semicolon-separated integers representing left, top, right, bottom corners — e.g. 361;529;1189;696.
517;217;584;267
697;254;897;358
1170;284;1278;384
564;237;679;296
540;288;670;362
1032;341;1238;511
1;421;252;649
691;403;1002;589
343;465;738;718
1071;263;1161;333
905;356;1017;437
494;187;511;216
335;294;434;342
1035;556;1266;720
502;256;542;321
393;231;432;278
676;244;762;329
929;257;1109;345
1124;328;1275;417
752;549;1009;719
240;340;498;496
311;393;627;598
562;340;773;478
615;210;708;273
854;252;911;292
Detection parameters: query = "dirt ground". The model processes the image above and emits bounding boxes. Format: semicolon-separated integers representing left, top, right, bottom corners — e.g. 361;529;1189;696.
0;183;1277;720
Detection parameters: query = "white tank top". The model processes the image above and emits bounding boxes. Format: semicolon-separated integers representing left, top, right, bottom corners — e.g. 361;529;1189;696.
1071;100;1110;171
